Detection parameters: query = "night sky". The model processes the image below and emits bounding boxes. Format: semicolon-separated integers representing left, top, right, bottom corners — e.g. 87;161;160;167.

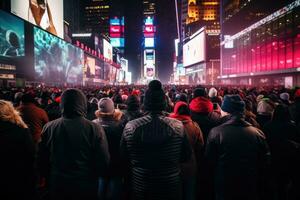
122;0;177;83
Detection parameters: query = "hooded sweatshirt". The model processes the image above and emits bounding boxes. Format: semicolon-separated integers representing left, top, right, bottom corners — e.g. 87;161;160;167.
38;89;110;199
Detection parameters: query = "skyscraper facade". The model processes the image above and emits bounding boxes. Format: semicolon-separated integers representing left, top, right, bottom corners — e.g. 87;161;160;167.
221;0;300;86
84;0;110;37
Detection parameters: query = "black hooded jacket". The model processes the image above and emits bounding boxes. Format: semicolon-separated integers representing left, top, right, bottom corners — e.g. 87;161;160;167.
37;89;110;199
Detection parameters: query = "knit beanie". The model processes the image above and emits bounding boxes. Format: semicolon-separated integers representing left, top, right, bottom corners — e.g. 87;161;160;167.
193;87;207;98
98;97;115;114
126;95;140;111
221;95;245;114
144;80;166;111
279;93;290;101
208;87;218;98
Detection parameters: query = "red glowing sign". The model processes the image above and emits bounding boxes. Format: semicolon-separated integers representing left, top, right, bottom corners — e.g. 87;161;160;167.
110;26;121;33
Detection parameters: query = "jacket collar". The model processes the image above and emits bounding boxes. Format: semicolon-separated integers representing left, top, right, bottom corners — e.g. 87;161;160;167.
221;114;251;127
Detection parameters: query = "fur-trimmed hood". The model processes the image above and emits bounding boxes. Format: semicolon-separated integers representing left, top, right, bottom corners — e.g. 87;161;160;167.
95;109;124;121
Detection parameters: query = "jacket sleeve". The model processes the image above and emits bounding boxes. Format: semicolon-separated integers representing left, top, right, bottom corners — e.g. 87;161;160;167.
93;124;110;176
180;129;192;163
205;128;219;168
22;128;36;197
37;124;51;179
120;123;131;165
193;122;205;164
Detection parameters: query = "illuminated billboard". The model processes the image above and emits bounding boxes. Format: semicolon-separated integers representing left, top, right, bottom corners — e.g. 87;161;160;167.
183;30;206;67
34;27;83;84
0;10;25;58
144;50;155;79
111;38;125;47
11;0;64;38
110;16;124;48
145;16;154;25
83;54;96;79
145;38;155;48
103;39;113;61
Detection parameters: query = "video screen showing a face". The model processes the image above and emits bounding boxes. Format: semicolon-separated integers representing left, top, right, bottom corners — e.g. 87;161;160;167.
0;10;25;58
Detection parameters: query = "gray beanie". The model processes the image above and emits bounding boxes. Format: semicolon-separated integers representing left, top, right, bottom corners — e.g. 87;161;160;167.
98;97;115;114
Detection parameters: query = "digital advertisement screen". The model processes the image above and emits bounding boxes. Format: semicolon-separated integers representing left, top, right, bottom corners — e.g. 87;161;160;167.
111;38;125;48
145;38;155;48
95;59;104;80
84;54;96;79
0;10;25;58
145;16;154;25
34;27;83;84
183;31;205;67
146;67;154;78
104;62;111;81
11;0;64;38
103;39;113;61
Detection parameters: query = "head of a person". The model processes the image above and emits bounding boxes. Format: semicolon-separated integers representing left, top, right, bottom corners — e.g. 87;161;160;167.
193;87;207;98
208;87;218;98
144;80;166;112
272;104;291;122
60;88;87;119
173;101;190;116
295;89;300;100
221;95;245;116
21;92;36;104
7;31;20;48
175;93;188;103
97;97;115;114
0;100;27;128
126;95;140;111
279;92;290;102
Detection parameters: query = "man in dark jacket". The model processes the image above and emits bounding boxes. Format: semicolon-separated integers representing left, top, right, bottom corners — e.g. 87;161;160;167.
206;95;270;200
121;80;192;200
93;97;127;200
37;89;110;200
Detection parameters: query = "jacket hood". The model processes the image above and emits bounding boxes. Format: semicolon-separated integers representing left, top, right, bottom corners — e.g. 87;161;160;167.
95;109;123;121
169;101;191;122
60;89;87;118
189;97;213;114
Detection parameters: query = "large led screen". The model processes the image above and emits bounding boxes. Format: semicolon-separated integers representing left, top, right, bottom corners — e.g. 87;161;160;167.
103;39;113;61
0;10;25;57
183;31;205;67
84;54;96;79
34;27;83;84
11;0;64;38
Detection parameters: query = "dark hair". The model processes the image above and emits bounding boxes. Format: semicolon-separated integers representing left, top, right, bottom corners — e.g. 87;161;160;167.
21;93;35;104
177;104;190;116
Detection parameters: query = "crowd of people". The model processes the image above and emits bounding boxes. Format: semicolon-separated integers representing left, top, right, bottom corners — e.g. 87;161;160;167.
0;81;300;200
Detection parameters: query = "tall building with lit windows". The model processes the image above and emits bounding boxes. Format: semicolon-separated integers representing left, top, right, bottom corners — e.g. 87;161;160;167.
221;0;300;86
143;0;156;16
84;0;110;37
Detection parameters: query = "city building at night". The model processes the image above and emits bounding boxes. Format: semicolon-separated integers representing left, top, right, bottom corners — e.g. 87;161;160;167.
141;0;157;83
84;0;110;37
221;0;300;87
173;0;220;85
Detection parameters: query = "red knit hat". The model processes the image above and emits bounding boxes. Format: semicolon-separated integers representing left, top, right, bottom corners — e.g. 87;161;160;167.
295;89;300;99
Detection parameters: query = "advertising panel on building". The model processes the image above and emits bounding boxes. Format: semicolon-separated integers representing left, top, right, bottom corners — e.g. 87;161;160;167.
11;0;64;38
0;10;25;58
144;49;155;79
34;27;83;84
110;16;124;48
103;39;113;61
83;54;96;80
183;29;206;67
